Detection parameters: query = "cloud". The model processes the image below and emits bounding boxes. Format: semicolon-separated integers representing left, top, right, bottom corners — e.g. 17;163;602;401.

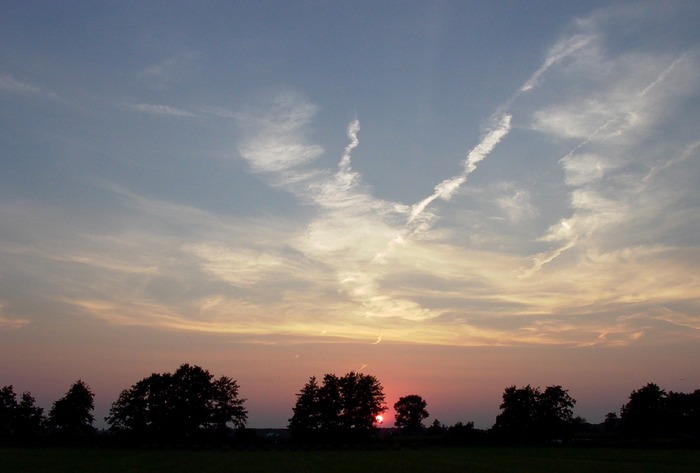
494;186;535;223
0;302;29;330
521;12;700;275
0;73;62;101
138;50;201;90
560;153;608;186
520;33;596;92
184;243;309;288
4;5;698;350
238;93;324;172
409;113;512;224
127;103;198;117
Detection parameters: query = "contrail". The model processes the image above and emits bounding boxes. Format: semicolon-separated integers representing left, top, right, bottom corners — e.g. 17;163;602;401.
371;32;597;266
339;119;360;173
558;54;688;166
523;54;688;275
639;54;686;97
520;34;595;92
406;33;594;228
408;113;512;224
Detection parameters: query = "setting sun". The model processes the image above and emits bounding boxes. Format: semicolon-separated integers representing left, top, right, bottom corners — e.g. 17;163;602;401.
375;415;384;424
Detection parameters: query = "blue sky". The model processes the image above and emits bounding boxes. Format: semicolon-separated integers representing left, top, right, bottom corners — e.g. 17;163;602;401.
1;1;699;428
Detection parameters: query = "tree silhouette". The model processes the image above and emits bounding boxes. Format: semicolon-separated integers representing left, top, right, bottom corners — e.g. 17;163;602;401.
427;418;446;436
106;364;246;441
620;382;667;436
289;372;386;441
289;376;322;433
48;380;95;437
14;392;45;439
0;386;18;438
666;389;700;435
210;375;247;431
603;411;620;433
493;384;576;442
493;385;540;437
394;394;429;433
0;386;46;443
538;385;576;438
338;372;386;431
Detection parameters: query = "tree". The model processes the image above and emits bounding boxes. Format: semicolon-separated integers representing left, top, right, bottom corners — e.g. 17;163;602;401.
0;386;46;442
0;385;18;437
538;385;576;438
493;385;540;438
394;394;429;433
167;364;216;436
289;372;386;440
620;382;666;435
107;373;167;435
14;392;45;438
338;372;386;432
492;384;577;441
427;419;446;436
620;383;667;436
603;412;620;433
210;376;247;431
106;364;247;441
666;389;700;435
289;376;322;434
317;374;343;431
48;380;95;437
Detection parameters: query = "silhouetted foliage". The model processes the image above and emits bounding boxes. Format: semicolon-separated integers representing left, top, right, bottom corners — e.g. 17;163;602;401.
603;411;620;433
427;418;447;436
666;389;700;435
620;382;667;436
0;385;46;444
538;385;576;438
14;391;45;439
210;375;248;431
394;394;429;433
48;380;95;437
289;372;386;442
288;376;322;432
617;383;700;439
0;385;17;437
492;384;576;442
493;385;539;437
106;364;247;442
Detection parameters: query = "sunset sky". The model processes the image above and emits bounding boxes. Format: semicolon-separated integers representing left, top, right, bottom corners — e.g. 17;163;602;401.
1;1;699;429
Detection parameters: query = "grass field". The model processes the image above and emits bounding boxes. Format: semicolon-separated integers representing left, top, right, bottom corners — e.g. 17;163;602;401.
2;446;699;473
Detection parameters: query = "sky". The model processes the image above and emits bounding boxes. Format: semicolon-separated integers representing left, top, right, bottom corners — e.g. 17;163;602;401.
1;1;699;429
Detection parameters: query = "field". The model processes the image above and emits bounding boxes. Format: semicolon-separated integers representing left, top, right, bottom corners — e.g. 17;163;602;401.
2;447;699;473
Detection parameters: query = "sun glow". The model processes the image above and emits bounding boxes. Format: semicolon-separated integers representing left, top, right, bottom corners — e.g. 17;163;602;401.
375;415;384;424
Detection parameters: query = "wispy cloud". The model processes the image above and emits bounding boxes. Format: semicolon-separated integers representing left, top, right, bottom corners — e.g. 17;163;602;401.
238;93;324;173
520;33;596;92
409;113;512;225
3;5;698;351
522;13;700;275
138;50;200;90
0;73;62;101
0;301;29;330
127;103;198;118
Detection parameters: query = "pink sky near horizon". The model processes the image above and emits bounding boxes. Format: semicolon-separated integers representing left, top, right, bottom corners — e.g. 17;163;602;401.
1;2;699;432
3;317;697;429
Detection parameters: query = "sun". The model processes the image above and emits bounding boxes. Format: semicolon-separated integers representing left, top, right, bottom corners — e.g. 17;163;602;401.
375;414;384;424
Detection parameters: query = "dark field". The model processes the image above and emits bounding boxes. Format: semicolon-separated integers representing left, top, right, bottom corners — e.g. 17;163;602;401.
2;447;699;473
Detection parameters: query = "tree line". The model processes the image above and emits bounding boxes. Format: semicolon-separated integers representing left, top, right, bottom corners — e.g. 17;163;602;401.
1;364;699;447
